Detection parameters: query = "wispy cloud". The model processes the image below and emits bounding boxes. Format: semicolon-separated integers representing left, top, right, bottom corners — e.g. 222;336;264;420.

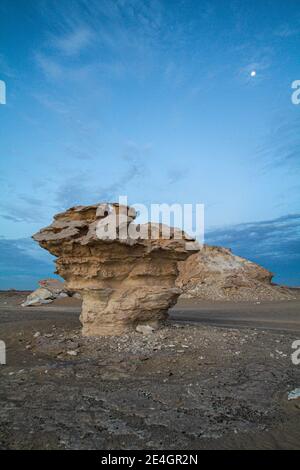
50;26;94;56
19;195;44;206
274;24;300;38
35;52;63;80
64;145;94;161
33;0;217;87
256;116;300;171
55;140;149;209
0;202;44;223
34;0;164;82
55;168;139;209
35;51;97;82
33;92;70;114
0;54;15;78
0;194;54;224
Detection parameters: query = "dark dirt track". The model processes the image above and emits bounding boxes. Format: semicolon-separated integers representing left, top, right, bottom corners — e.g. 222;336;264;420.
1;299;299;334
171;299;300;334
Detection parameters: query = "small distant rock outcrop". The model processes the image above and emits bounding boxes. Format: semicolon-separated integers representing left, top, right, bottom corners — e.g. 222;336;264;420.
32;203;199;336
21;279;69;307
177;245;296;301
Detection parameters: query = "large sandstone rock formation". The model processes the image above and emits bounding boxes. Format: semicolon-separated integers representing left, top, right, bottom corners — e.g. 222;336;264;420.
177;245;295;301
33;203;199;335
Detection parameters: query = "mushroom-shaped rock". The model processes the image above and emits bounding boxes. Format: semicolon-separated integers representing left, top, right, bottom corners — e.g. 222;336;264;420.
33;203;199;336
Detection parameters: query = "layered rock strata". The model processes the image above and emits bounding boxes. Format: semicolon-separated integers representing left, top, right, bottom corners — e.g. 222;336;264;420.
33;203;199;335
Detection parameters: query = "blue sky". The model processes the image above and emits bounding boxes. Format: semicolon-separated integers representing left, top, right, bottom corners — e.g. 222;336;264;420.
0;0;299;288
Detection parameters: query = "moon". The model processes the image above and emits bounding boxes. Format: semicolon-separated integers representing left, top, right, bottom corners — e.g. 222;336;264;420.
250;70;256;77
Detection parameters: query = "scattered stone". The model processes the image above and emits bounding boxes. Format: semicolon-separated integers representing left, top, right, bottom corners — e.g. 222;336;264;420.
67;350;78;356
58;292;68;299
33;332;41;338
287;388;300;400
1;305;299;450
136;325;155;335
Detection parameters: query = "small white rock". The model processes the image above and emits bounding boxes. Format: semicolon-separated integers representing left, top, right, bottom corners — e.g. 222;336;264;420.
136;325;155;335
288;388;300;401
67;350;78;356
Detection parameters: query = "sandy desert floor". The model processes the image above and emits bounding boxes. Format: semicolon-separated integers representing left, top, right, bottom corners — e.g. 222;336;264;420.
0;291;300;450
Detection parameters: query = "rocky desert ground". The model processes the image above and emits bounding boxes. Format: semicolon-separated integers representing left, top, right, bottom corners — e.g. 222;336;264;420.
1;291;300;450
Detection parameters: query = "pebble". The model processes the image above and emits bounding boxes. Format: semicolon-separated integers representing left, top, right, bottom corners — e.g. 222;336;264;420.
67;350;78;356
288;388;300;400
136;325;155;335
